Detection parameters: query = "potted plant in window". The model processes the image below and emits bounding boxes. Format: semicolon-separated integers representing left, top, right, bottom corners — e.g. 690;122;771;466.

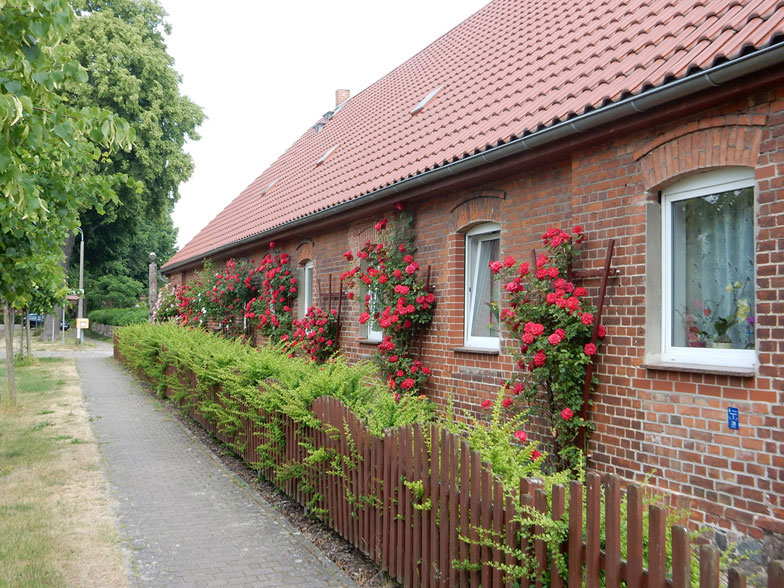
704;282;751;348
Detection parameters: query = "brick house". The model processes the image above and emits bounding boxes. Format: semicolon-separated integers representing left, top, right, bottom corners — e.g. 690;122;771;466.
163;1;784;548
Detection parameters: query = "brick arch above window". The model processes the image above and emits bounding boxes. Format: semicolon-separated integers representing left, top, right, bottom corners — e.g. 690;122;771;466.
348;220;383;253
448;189;505;233
637;124;764;192
295;240;314;265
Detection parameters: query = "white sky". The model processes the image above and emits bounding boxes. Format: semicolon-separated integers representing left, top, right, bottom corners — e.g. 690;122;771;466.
162;0;490;250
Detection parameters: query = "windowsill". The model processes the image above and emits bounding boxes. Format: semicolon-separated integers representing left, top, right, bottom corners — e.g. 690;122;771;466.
357;338;381;346
641;361;755;378
452;346;500;356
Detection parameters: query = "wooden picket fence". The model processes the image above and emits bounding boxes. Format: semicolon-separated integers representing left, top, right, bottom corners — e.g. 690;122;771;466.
152;362;782;588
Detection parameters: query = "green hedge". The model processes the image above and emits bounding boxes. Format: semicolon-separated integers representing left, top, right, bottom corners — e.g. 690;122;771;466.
88;307;149;327
114;323;436;436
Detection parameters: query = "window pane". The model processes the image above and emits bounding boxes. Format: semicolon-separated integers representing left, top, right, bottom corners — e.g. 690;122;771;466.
304;265;313;310
671;186;754;350
470;237;500;338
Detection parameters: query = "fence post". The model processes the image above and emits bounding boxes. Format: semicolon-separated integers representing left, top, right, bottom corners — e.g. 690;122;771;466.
585;472;601;588
649;504;667;588
604;475;621;588
626;484;644;588
728;568;747;588
568;480;583;588
767;560;783;588
699;544;720;588
671;525;691;588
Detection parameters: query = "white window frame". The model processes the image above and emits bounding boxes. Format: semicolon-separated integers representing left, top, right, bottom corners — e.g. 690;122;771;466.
464;223;501;350
661;167;756;369
299;261;313;319
366;288;383;342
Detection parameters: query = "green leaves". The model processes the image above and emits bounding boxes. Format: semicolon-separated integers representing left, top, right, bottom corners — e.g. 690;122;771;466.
0;0;135;308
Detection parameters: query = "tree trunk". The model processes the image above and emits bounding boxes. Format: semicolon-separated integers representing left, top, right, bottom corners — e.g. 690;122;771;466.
25;309;31;357
19;307;24;357
3;301;16;407
40;306;63;343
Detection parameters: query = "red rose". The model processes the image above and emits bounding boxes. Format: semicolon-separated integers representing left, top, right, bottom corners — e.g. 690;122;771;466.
343;251;354;261
584;343;597;356
598;325;607;338
514;430;528;442
375;219;388;231
547;266;559;278
561;407;574;420
581;312;594;325
531;450;542;461
548;333;562;345
421;367;431;375
481;400;492;409
503;255;516;268
502;397;513;408
536;254;549;268
518;262;530;276
401;378;415;390
533;351;547;366
573;225;583;235
489;260;503;273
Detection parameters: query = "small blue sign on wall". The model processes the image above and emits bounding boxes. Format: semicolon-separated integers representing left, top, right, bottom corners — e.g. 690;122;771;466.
728;407;739;430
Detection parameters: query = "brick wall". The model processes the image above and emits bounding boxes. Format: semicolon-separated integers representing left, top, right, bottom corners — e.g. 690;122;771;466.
168;85;784;541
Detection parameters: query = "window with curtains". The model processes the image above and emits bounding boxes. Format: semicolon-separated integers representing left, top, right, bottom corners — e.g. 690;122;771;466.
662;167;756;368
465;223;501;349
298;261;313;319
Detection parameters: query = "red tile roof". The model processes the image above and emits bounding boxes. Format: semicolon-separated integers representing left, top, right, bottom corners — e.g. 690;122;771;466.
165;0;784;269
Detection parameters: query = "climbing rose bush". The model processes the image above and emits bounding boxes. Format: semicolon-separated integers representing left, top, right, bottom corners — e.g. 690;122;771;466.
291;306;339;363
341;205;435;395
245;243;296;339
174;259;258;337
491;225;605;473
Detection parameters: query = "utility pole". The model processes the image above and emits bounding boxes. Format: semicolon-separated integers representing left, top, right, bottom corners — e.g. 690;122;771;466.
149;252;158;322
76;228;84;344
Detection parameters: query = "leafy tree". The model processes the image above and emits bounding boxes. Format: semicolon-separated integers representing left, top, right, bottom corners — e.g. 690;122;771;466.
87;274;144;309
0;0;134;404
65;0;204;286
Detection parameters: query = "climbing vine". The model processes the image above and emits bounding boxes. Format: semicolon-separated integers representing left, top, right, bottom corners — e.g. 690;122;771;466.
341;205;436;396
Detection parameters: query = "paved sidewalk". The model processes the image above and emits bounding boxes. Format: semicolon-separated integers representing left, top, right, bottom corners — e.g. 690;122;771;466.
77;353;355;588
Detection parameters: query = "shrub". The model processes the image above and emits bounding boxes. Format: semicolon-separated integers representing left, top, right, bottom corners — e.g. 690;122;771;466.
88;306;148;326
87;275;145;310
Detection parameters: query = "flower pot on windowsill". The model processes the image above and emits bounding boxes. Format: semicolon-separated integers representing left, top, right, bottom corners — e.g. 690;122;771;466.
712;340;732;349
688;340;707;348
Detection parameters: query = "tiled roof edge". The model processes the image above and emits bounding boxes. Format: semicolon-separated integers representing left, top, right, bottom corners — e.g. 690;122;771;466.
163;40;784;273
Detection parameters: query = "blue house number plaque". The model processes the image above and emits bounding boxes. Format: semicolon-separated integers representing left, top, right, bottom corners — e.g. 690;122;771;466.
728;407;739;430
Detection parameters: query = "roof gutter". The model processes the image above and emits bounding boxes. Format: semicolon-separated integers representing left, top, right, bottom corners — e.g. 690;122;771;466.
165;41;784;273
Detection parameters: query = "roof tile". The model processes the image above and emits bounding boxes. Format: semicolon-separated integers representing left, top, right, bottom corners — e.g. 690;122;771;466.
166;0;784;269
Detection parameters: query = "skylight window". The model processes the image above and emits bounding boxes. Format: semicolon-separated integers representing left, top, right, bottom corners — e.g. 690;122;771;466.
316;144;340;166
410;86;443;115
259;179;277;196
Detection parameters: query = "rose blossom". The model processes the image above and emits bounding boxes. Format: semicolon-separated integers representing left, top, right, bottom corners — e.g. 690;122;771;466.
548;333;562;345
531;450;542;461
598;325;607;338
503;255;516;268
502;397;513;408
584;343;597;356
561;407;574;420
375;219;388;231
581;312;594;325
489;260;503;273
514;430;528;442
533;351;547;366
481;399;492;409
